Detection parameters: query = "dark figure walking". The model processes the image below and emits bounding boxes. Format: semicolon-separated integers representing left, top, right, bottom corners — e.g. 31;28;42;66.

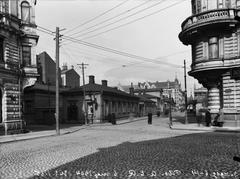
205;108;211;127
148;112;152;124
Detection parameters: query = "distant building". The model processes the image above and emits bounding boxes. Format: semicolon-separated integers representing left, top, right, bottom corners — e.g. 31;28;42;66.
119;78;184;110
37;51;62;85
61;64;80;88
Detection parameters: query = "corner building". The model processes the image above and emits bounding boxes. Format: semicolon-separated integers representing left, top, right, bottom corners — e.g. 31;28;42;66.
0;0;38;130
179;0;240;122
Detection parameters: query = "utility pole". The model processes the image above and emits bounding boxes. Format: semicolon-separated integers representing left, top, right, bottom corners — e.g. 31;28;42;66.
55;27;60;135
169;88;173;128
54;27;65;135
78;63;89;125
184;60;188;124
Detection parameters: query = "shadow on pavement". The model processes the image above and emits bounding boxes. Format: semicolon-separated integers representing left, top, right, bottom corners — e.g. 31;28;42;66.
29;132;240;179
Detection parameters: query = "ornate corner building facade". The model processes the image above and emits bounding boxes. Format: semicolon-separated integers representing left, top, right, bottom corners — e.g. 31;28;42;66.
179;0;240;121
0;0;38;130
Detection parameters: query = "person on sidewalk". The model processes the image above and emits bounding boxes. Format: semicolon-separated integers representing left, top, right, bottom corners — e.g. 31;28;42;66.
205;108;211;127
148;112;152;124
196;108;201;126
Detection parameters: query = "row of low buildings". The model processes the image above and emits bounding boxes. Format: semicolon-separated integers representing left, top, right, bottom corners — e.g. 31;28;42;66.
23;51;185;125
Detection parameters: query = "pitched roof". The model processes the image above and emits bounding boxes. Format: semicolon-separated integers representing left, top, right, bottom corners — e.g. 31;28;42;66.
137;95;156;103
67;83;139;99
140;94;160;99
24;83;70;93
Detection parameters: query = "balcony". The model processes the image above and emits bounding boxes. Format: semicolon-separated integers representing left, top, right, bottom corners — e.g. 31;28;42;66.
0;12;20;32
179;9;238;44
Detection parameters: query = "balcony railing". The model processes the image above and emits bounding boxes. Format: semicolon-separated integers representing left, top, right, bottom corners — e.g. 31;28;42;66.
181;9;236;31
0;12;20;30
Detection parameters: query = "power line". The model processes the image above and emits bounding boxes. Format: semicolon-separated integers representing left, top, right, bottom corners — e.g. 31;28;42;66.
66;0;155;38
36;28;55;36
64;0;130;36
62;35;182;68
62;0;185;46
63;45;136;65
37;25;54;33
65;0;167;41
80;0;186;40
124;50;189;67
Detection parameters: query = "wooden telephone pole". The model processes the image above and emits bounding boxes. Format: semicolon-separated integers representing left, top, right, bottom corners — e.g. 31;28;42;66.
184;60;188;124
55;27;65;135
55;27;60;135
78;63;89;125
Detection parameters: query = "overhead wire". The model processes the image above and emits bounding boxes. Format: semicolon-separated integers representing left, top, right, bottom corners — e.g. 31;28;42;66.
66;0;157;38
64;0;130;36
80;0;186;40
124;50;190;67
63;45;125;65
63;0;167;44
62;0;185;46
62;35;183;68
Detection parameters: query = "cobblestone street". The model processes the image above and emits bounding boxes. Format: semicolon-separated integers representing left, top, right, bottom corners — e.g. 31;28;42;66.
1;117;240;179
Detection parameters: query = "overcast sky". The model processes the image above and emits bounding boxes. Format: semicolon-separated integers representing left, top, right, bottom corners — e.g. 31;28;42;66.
35;0;199;94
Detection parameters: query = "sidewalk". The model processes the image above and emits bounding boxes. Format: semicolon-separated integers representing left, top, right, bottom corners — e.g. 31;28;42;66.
171;122;240;132
0;116;148;144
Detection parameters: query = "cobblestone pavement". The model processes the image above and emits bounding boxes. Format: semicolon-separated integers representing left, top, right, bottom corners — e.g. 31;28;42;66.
1;117;239;179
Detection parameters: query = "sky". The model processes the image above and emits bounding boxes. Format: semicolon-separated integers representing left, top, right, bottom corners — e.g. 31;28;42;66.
35;0;199;94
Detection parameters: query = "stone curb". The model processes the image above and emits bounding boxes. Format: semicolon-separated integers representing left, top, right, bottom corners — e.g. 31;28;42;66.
171;125;240;133
0;116;149;144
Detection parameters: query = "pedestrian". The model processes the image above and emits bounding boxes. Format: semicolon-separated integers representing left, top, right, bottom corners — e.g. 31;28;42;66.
196;108;201;126
205;108;211;127
218;108;224;127
148;112;152;124
212;113;219;126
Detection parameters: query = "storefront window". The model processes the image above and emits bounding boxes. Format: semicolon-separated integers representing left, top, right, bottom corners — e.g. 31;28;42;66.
209;37;219;59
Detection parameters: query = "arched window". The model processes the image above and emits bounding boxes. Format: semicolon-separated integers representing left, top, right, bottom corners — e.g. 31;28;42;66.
21;1;30;23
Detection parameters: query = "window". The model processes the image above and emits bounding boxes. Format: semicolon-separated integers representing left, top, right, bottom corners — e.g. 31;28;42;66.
208;0;217;9
21;2;30;23
197;0;202;13
192;0;197;14
202;0;208;11
218;0;224;8
225;0;231;8
237;0;240;7
209;37;219;59
22;46;31;66
0;38;4;63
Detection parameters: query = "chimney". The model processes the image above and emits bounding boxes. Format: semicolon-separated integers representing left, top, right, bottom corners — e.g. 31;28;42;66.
102;80;108;86
62;63;68;71
71;65;74;69
129;82;134;95
89;75;95;84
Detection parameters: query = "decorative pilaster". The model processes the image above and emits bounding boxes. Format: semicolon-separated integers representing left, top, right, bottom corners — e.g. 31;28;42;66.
208;87;220;113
